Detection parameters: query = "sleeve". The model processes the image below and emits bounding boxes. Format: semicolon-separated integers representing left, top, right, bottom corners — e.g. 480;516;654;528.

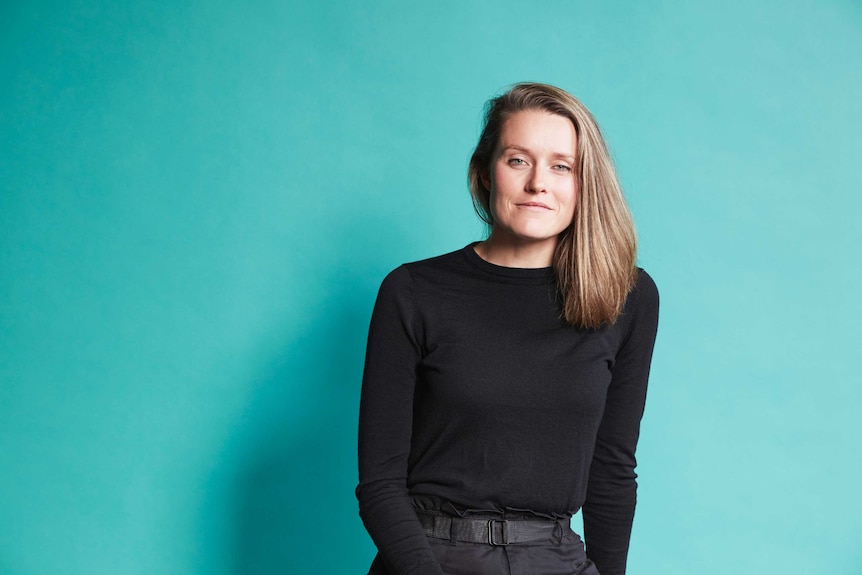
355;266;445;575
583;269;660;575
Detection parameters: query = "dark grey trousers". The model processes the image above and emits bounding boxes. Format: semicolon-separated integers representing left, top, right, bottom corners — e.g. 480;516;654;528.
367;527;600;575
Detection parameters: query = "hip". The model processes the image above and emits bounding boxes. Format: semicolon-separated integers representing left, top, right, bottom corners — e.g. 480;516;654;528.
368;510;600;575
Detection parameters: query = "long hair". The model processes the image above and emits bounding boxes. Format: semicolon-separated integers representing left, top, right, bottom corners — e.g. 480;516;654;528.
468;82;637;328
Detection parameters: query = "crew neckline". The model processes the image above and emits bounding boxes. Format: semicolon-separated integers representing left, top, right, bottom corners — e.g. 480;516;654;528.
462;242;555;283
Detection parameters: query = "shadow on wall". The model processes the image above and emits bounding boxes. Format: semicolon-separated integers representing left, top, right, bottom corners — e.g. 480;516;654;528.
228;284;378;574
197;212;425;574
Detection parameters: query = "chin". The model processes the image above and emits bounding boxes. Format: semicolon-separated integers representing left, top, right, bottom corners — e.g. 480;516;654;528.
513;226;565;242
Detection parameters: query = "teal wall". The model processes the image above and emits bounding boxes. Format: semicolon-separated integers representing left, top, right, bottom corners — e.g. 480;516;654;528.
2;1;861;573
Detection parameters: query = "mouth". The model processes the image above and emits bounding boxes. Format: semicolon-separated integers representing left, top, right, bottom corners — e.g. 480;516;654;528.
516;201;552;210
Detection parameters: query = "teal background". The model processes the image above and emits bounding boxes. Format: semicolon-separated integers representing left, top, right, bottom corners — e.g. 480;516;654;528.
2;1;861;573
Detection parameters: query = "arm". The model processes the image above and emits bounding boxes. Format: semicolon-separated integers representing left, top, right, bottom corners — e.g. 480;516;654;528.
583;270;660;575
356;267;445;575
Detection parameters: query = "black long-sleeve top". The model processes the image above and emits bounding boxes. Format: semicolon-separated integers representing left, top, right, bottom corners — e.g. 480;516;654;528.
356;244;659;575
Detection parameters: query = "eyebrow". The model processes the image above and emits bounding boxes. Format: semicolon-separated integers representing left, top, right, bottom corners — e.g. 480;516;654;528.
500;145;575;162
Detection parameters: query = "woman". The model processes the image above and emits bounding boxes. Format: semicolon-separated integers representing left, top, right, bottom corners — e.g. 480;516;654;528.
356;83;659;575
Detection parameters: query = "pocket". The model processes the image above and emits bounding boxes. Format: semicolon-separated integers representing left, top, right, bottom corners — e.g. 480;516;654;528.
366;553;390;575
574;558;601;575
430;540;508;575
426;538;451;572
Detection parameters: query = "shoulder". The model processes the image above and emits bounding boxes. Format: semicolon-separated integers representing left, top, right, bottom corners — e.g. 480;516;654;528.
615;268;659;345
403;245;470;275
381;245;473;289
632;268;659;311
376;245;470;297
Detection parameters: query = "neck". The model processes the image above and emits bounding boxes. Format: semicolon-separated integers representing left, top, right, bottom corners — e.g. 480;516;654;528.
474;232;557;268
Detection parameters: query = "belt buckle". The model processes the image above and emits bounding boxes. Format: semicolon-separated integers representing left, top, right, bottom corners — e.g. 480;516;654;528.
487;519;509;546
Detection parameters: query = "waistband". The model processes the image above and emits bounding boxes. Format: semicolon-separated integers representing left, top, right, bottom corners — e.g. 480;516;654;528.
415;509;570;546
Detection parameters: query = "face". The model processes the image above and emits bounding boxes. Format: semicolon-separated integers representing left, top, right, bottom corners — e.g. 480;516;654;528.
483;110;578;252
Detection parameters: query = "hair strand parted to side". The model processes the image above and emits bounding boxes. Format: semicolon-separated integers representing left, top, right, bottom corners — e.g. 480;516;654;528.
468;82;637;328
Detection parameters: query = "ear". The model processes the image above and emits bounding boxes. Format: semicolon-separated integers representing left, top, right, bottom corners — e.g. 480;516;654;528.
479;169;491;190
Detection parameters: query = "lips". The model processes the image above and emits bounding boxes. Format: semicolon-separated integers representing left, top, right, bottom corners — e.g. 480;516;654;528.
516;201;552;210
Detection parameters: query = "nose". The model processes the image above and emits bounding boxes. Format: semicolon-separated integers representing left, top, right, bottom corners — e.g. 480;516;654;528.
527;168;546;193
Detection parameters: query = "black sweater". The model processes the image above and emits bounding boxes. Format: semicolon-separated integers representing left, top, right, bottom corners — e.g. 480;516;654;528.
357;244;659;575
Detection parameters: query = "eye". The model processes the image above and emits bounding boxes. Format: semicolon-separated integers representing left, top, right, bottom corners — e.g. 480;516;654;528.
507;158;527;166
553;164;572;173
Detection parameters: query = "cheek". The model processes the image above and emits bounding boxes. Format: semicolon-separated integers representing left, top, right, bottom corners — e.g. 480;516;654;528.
489;178;510;210
559;187;577;227
563;185;578;213
486;187;503;221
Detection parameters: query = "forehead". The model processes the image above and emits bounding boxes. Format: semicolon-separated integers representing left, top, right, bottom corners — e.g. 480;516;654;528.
497;110;577;154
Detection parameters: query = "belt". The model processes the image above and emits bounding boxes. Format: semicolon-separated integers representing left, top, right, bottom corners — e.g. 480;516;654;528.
415;510;568;546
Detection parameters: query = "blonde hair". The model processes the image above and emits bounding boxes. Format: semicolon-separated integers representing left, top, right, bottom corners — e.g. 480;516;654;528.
468;82;637;328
